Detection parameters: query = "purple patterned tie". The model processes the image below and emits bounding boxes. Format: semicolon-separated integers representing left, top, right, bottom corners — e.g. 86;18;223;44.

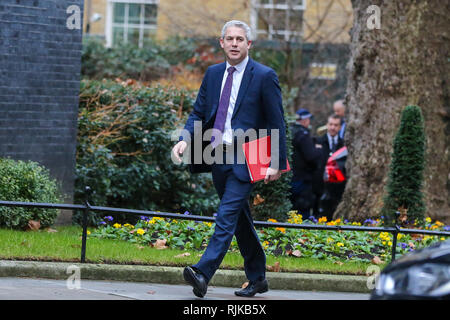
211;66;236;147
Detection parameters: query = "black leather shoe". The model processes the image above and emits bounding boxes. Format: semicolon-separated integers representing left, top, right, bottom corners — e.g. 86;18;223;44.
234;279;269;297
183;266;208;298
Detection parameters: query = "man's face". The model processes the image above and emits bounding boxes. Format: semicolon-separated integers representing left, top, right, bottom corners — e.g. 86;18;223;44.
327;117;341;137
220;26;252;66
298;118;310;128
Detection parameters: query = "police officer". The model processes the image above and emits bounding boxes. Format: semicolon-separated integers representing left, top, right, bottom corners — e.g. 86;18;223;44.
290;108;322;219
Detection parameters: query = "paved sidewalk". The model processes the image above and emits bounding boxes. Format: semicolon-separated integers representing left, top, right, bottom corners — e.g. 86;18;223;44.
0;277;370;300
0;260;372;294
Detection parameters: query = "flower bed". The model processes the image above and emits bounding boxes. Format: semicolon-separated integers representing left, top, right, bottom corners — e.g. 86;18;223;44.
89;211;449;264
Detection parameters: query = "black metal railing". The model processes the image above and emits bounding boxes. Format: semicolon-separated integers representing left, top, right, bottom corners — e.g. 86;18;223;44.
1;187;449;264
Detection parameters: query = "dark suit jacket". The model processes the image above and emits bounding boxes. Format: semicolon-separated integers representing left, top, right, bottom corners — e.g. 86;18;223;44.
180;58;287;182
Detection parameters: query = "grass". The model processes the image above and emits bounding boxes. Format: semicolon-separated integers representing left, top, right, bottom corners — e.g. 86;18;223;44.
0;226;377;275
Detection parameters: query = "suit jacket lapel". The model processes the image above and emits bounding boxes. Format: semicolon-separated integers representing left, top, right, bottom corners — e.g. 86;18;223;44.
231;58;254;120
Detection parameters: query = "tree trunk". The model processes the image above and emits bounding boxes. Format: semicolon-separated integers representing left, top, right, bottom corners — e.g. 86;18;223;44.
336;0;450;223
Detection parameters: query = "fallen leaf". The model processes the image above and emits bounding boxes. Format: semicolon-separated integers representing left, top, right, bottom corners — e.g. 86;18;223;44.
371;256;383;265
286;249;292;256
297;238;306;245
267;261;281;272
174;252;191;258
409;242;416;249
153;239;168;250
292;250;302;257
136;246;145;250
241;282;249;289
26;220;40;231
253;194;265;206
45;228;58;233
147;290;156;295
20;240;30;247
334;261;344;266
411;234;422;241
397;206;408;224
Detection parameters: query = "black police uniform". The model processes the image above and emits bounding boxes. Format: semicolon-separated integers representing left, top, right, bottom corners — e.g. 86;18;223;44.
290;123;321;218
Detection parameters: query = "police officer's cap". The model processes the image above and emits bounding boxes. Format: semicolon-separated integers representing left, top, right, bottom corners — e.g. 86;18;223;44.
295;108;313;120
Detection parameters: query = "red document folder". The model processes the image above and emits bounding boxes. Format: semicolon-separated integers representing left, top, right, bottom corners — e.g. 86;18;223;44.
242;135;290;183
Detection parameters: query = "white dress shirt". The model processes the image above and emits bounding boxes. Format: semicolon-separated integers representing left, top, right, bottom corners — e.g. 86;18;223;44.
327;133;338;152
219;56;249;144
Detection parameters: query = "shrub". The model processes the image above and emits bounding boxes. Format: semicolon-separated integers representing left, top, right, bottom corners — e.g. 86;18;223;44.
81;37;199;81
381;105;426;226
75;79;219;225
0;158;62;229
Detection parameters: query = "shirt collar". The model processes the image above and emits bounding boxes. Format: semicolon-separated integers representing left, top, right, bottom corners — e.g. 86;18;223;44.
226;56;249;74
327;133;337;143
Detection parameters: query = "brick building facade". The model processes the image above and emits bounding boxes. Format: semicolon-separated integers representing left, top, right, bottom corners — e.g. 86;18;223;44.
0;0;84;223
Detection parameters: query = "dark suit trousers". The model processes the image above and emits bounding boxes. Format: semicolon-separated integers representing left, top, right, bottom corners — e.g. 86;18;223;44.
192;153;266;283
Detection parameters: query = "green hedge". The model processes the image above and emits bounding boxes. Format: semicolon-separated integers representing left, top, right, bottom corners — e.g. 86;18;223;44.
0;158;62;229
81;37;197;81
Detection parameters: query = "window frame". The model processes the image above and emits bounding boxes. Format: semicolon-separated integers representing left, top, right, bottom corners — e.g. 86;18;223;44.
250;0;306;42
106;0;159;48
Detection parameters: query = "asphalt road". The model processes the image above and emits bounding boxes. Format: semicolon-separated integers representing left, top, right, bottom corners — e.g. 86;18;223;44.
0;277;369;300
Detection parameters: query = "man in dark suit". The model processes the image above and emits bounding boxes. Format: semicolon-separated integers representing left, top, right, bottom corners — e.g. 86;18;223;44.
313;114;345;220
290;108;321;219
171;20;287;298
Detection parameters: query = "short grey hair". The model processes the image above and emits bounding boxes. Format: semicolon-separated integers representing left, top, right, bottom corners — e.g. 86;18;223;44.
221;20;252;41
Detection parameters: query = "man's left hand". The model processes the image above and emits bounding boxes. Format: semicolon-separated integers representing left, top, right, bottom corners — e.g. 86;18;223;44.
264;167;282;184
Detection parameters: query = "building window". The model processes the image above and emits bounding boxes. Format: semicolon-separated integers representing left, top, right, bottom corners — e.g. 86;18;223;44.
107;0;158;47
251;0;306;42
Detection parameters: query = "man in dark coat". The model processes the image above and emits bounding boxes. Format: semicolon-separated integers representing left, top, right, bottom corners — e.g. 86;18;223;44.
290;108;321;219
313;114;345;220
171;20;287;298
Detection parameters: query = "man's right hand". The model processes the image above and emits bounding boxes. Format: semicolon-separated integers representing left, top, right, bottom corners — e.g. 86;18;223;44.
172;140;188;164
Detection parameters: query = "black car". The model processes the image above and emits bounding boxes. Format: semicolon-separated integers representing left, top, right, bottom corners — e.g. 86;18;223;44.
371;240;450;299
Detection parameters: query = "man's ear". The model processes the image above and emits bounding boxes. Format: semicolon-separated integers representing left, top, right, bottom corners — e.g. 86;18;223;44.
219;37;224;49
247;40;252;50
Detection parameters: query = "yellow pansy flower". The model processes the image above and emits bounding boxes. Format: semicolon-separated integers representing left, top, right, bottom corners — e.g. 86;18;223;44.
318;217;327;223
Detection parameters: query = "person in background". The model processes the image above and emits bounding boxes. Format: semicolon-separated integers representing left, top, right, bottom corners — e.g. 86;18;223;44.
290;108;321;219
333;99;346;140
313;114;345;220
